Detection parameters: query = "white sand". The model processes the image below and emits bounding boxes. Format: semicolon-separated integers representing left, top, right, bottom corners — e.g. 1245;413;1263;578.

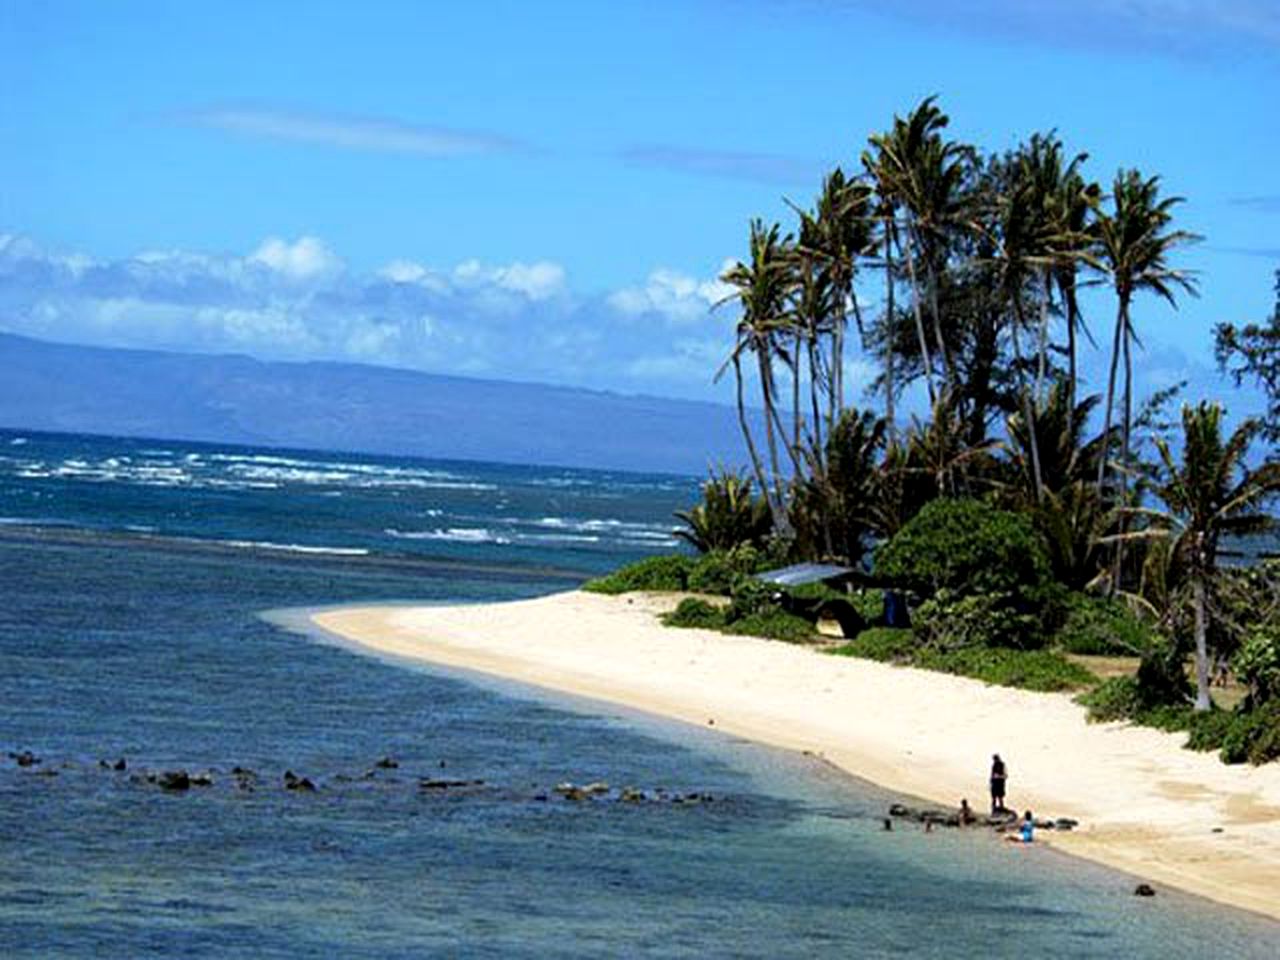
314;590;1280;920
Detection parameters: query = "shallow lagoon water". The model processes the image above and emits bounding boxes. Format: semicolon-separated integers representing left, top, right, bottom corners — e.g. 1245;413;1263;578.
1;430;1277;957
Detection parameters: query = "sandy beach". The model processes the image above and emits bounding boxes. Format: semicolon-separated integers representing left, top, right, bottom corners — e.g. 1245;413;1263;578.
314;590;1280;921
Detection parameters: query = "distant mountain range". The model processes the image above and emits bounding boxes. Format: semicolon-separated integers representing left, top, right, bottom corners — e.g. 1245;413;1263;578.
0;332;755;475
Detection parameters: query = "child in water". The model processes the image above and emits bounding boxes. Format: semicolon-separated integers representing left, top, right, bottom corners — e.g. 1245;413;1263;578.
1005;810;1035;844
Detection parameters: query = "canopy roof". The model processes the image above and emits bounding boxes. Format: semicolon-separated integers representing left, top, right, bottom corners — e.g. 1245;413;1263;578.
754;563;858;587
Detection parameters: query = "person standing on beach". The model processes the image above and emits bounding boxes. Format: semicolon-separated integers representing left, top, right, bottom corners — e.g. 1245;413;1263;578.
989;754;1007;814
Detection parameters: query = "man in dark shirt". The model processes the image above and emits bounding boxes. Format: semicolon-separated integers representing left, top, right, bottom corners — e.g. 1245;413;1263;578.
990;754;1007;814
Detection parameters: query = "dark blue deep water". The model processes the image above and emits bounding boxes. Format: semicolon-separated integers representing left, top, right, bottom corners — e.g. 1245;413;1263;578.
1;429;1276;957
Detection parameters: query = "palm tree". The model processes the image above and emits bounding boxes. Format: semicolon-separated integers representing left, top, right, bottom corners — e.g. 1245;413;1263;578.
864;97;963;404
674;468;772;553
716;219;798;526
1093;170;1200;497
1122;403;1280;710
1092;170;1200;590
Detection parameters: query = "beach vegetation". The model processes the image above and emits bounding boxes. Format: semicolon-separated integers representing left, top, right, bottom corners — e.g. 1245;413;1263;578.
609;94;1280;760
832;629;1094;692
674;469;773;553
663;597;727;630
1215;269;1280;451
583;555;694;594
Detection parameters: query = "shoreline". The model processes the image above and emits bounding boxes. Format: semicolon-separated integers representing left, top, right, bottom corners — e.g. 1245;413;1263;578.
312;590;1280;922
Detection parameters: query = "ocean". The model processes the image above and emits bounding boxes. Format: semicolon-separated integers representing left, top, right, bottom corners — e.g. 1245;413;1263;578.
1;428;1275;957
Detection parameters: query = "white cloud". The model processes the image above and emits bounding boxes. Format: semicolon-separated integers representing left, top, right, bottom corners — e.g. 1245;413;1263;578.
608;262;734;323
452;258;567;301
183;106;522;156
0;233;738;401
250;236;343;282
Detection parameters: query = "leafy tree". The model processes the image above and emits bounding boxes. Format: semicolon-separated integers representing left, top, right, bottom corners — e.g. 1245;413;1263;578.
1215;268;1280;449
1119;402;1280;710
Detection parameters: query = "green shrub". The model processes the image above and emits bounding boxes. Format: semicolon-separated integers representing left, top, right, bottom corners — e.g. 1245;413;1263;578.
687;544;762;595
850;589;885;624
1055;593;1155;656
1078;676;1144;722
1218;702;1280;766
873;498;1051;599
831;627;916;662
662;597;726;630
727;575;778;620
914;589;1044;650
583;554;694;594
834;628;1093;691
1185;710;1236;752
1234;626;1280;709
913;646;1094;692
726;610;815;643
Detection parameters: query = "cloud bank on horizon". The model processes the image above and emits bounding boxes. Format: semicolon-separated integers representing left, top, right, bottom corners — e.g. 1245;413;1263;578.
0;233;738;400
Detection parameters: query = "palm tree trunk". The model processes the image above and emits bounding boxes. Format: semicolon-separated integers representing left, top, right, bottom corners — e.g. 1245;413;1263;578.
900;222;936;405
809;335;824;460
924;253;954;397
1064;281;1079;434
792;328;802;457
1096;301;1126;494
1035;268;1052;398
733;353;774;526
1193;567;1212;712
884;218;897;441
1011;294;1045;502
1112;320;1134;592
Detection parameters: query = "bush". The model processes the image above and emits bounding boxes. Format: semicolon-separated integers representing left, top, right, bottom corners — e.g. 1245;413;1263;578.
583;554;693;594
832;627;916;663
1218;702;1280;766
833;628;1093;691
687;544;762;595
1234;626;1280;709
850;589;885;624
1055;593;1157;656
873;498;1052;599
1185;710;1236;752
662;597;726;630
728;575;778;620
914;589;1044;650
1078;676;1144;722
726;610;815;643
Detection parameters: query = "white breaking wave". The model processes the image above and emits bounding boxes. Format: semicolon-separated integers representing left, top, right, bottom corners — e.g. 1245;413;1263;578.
217;539;370;556
384;527;512;545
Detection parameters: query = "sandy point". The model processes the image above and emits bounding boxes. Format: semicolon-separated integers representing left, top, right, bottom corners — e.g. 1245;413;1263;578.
312;589;1280;922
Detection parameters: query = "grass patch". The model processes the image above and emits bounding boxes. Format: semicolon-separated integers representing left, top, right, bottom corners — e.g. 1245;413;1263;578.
832;629;1095;692
661;597;727;630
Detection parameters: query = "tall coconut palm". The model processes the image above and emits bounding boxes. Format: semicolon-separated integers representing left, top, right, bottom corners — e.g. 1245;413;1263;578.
1093;170;1200;590
716;219;798;527
1093;170;1200;498
864;99;940;404
1122;403;1280;710
796;169;876;430
864;96;970;401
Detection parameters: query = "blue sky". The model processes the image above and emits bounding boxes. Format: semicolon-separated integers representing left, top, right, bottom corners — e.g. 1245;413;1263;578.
2;0;1277;416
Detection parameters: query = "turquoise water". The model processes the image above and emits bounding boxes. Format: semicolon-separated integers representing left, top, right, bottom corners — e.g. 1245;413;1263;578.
1;428;1276;956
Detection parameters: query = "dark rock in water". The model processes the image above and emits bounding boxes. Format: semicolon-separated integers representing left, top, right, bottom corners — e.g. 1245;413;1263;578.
920;809;950;824
158;770;191;791
374;756;399;769
283;771;316;792
985;810;1018;827
888;803;913;818
1134;883;1156;897
1055;817;1078;831
114;758;127;771
1034;819;1055;830
231;766;256;778
420;778;482;790
190;772;214;787
12;751;39;767
882;818;893;831
619;787;646;803
583;781;610;796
